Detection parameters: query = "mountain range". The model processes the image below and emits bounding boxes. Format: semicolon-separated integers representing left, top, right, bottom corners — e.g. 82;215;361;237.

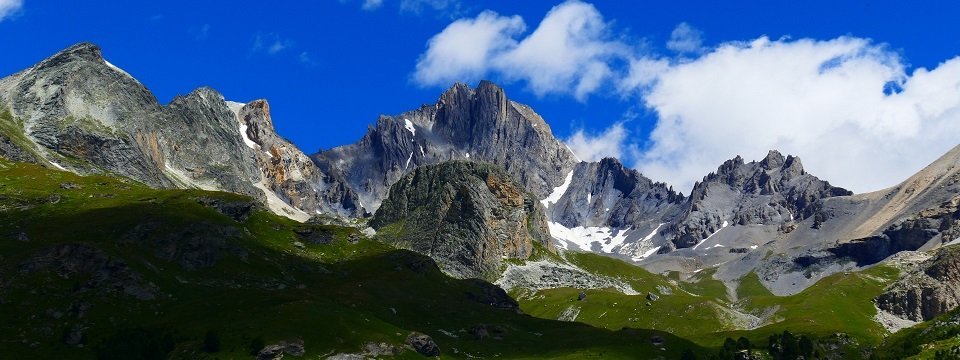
4;43;960;359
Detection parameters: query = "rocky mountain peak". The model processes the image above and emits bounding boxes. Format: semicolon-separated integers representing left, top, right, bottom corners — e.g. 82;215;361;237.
760;150;785;170
37;42;104;68
314;80;579;213
669;151;851;249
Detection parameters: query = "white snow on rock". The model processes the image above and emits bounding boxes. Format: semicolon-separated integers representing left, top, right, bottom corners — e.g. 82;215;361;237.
465;152;470;159
238;122;259;150
403;118;416;137
103;59;135;79
693;220;730;250
548;222;632;253
48;160;66;171
632;246;662;261
540;170;574;207
405;152;414;169
419;145;425;157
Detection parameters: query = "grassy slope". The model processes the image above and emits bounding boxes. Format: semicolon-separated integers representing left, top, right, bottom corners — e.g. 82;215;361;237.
514;248;901;354
516;252;730;339
0;160;705;359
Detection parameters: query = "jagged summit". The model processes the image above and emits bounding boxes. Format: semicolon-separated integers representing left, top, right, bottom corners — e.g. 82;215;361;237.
314;80;579;212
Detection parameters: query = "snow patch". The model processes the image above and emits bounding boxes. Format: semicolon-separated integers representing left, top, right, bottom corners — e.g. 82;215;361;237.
465;152;470;159
226;100;260;150
48;161;66;171
238;123;259;150
403;118;416;136
405;152;414;169
540;170;574;207
586;193;592;204
632;246;661;261
548;222;631;253
419;145;425;157
693;220;730;250
103;59;135;79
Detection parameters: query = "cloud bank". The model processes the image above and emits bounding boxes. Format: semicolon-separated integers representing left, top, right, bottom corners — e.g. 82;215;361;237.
414;1;960;194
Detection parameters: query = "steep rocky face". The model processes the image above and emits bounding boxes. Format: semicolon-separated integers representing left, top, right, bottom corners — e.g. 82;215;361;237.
235;100;363;218
369;161;552;279
313;81;579;212
668;150;852;249
877;246;960;322
544;157;684;228
0;42;361;219
0;42;174;186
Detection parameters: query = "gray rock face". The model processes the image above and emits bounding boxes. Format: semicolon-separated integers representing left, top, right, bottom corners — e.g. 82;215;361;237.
236;100;363;218
545;157;684;228
369;161;552;279
0;42;360;219
668;150;851;249
314;81;579;212
877;246;960;322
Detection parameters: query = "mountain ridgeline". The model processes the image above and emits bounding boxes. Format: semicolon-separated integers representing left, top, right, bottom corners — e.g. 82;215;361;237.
5;43;960;340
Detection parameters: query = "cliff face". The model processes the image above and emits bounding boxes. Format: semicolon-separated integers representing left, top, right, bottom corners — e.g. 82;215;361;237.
877;245;960;322
314;81;579;213
370;161;552;280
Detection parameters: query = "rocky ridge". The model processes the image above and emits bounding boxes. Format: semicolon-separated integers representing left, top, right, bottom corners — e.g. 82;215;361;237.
369;161;552;279
0;42;361;219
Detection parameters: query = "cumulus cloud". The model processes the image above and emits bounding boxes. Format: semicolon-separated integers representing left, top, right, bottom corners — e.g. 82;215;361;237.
413;10;525;86
0;0;22;21
565;122;634;162
413;0;627;100
633;36;960;193
414;2;960;194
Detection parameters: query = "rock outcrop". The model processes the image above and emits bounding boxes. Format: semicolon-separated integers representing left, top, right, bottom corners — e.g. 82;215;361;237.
877;246;960;321
314;81;579;212
369;161;552;279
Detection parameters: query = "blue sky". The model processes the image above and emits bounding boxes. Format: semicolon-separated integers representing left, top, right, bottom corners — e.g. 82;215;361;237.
1;0;959;193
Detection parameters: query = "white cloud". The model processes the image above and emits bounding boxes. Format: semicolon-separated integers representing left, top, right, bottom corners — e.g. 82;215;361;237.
413;10;525;86
666;22;702;53
362;0;383;10
634;36;960;194
415;1;960;194
565;122;635;162
413;0;627;100
252;33;294;55
0;0;22;21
